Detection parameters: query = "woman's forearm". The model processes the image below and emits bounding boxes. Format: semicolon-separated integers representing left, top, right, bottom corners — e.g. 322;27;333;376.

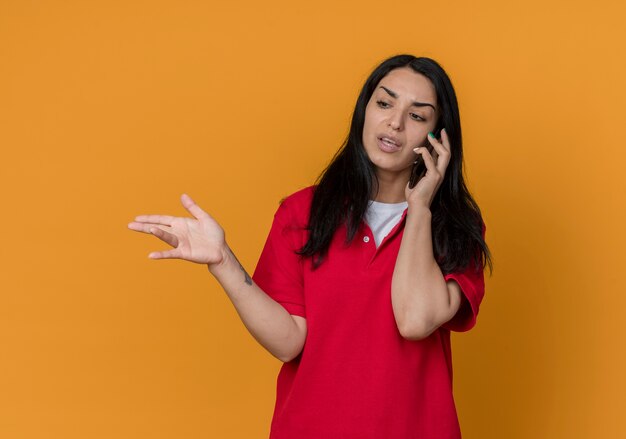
391;207;459;340
208;245;306;362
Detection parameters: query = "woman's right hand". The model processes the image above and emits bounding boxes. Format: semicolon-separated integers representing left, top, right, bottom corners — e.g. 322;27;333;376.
127;193;227;266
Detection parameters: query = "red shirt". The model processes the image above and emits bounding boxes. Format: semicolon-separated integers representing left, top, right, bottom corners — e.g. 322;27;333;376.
253;186;486;439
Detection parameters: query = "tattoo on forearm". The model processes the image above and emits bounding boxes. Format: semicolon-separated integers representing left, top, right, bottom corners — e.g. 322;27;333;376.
230;249;253;285
241;265;253;286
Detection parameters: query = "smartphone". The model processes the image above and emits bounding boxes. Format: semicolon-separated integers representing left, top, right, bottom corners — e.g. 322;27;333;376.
408;126;443;189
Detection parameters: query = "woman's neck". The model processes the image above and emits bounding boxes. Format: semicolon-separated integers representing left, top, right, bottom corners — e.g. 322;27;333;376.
372;168;410;203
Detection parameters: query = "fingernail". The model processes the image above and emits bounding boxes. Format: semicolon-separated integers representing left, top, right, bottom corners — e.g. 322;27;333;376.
428;132;434;138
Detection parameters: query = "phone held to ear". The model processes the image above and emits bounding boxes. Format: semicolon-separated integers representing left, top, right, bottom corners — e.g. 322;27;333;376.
408;128;442;189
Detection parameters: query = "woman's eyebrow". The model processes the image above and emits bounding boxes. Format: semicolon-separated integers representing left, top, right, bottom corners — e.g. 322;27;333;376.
379;86;436;111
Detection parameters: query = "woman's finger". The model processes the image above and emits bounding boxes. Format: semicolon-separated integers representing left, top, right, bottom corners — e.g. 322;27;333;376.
128;222;179;248
431;146;439;167
148;248;181;260
148;226;179;248
440;127;451;153
427;132;450;175
134;214;176;226
128;221;171;234
414;146;438;174
181;194;209;220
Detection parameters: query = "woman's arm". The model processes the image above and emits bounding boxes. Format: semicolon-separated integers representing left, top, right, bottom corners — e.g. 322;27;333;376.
128;194;307;362
392;129;462;340
208;246;307;362
391;206;462;340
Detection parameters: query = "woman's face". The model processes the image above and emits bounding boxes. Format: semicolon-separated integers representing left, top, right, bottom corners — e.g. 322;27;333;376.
362;67;439;180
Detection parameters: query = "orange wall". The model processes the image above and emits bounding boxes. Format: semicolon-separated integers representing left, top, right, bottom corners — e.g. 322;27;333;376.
1;1;624;437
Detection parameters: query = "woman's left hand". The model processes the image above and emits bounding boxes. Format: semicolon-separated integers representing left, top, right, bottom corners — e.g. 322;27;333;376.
405;128;451;209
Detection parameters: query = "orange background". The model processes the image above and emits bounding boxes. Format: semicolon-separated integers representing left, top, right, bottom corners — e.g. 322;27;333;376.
1;0;624;437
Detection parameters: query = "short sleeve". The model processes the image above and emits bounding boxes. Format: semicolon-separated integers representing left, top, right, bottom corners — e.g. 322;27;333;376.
252;199;307;318
441;222;487;332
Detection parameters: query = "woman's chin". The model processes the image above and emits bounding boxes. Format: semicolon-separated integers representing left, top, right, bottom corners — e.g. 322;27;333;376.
372;163;413;179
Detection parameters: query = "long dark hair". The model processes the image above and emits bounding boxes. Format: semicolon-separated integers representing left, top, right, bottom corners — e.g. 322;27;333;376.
297;54;492;275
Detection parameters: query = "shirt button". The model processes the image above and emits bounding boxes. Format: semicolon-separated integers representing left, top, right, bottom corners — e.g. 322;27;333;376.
363;236;370;243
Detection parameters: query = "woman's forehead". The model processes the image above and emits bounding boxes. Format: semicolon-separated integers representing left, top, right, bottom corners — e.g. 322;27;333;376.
376;67;437;102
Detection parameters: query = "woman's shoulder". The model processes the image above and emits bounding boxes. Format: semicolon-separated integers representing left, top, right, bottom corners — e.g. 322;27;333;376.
280;185;315;206
275;185;316;224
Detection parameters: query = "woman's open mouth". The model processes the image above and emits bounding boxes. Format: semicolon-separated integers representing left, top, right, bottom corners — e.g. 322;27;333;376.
377;136;401;153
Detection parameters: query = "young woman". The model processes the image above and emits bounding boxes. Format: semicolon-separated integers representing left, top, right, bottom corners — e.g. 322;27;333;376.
128;54;492;439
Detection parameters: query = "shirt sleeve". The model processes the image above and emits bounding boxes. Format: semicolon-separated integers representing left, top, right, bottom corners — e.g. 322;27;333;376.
441;222;487;332
252;199;306;318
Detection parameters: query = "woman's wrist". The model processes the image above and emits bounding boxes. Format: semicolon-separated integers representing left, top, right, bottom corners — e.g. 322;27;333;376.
406;203;432;222
207;243;233;274
207;243;254;284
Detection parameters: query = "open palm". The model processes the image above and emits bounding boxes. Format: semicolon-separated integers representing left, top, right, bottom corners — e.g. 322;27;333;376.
128;193;226;265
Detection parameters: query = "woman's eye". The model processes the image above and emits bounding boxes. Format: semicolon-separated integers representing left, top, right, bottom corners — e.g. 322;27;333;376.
376;100;390;108
410;113;425;121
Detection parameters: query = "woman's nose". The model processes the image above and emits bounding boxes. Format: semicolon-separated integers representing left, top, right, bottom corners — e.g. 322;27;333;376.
387;110;402;131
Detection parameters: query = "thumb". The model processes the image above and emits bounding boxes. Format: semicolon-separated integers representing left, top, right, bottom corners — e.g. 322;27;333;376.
181;193;208;220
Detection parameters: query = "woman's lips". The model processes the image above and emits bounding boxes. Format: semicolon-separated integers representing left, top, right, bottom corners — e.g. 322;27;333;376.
377;136;401;153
